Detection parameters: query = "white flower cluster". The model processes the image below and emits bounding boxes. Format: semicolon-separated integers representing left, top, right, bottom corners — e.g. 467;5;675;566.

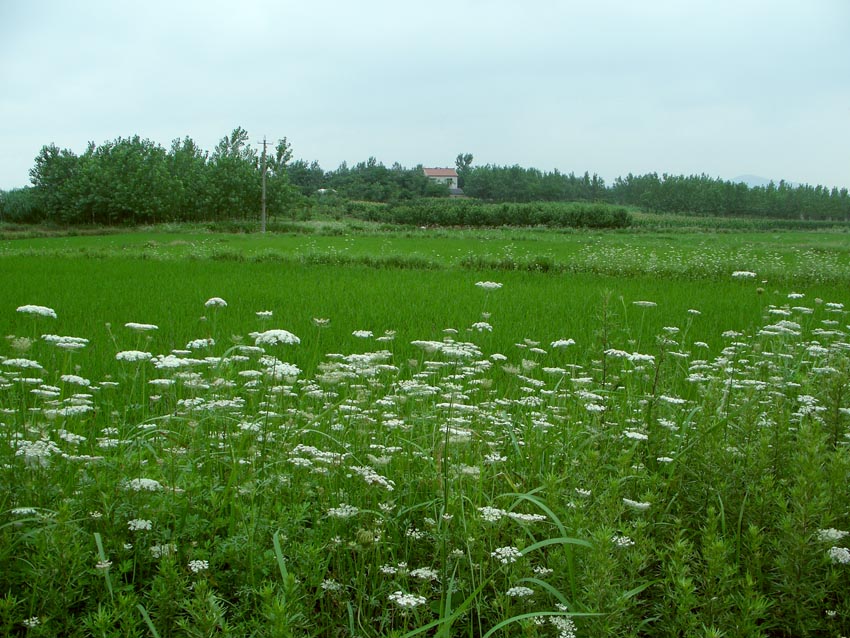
42;334;89;350
409;567;439;581
60;374;91;386
349;465;395;491
17;304;57;318
491;546;522;564
551;338;575;348
125;322;159;331
321;578;343;592
604;349;655;364
188;559;209;573
475;281;503;290
204;297;227;307
828;546;850;565
611;534;635;548
551;612;577;638
128;519;153;531
116;350;153;362
731;270;757;278
379;562;408;576
506;586;534;598
623;498;651;511
327;504;359;519
252;329;301;346
260;355;301;380
186;338;215;350
126;478;163;491
817;528;850;543
388;590;427;609
15;439;62;467
3;358;43;369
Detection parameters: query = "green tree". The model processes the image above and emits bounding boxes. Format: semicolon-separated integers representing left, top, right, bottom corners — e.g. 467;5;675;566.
208;127;260;219
168;136;209;221
455;152;473;189
29;143;81;223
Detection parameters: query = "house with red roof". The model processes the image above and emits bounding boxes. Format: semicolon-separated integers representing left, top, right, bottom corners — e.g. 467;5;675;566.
423;167;459;190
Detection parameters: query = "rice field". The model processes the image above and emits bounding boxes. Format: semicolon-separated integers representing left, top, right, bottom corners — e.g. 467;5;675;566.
1;226;849;637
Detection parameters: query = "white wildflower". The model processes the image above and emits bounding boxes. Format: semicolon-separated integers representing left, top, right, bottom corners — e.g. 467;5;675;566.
252;329;301;346
128;519;153;531
388;590;427;609
60;374;91;386
623;498;651;511
410;567;439;581
42;334;89;349
186;338;215;350
17;305;57;318
327;504;359;519
116;350;153;363
479;506;507;522
188;559;209;573
818;529;850;543
126;478;163;491
551;339;575;348
2;358;43;369
491;546;522;564
828;546;850;564
125;322;158;331
612;535;635;547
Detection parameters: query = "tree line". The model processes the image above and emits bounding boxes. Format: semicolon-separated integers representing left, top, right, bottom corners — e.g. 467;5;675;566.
1;131;848;224
2;128;304;225
456;163;849;221
608;172;850;220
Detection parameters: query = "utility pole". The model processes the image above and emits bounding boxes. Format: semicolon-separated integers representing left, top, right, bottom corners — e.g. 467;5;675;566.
260;136;267;234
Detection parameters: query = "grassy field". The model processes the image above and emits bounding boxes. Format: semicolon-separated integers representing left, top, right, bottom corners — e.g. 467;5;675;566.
2;221;850;284
1;222;849;637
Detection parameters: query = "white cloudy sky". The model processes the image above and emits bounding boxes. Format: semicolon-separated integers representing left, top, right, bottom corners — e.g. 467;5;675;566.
1;0;848;189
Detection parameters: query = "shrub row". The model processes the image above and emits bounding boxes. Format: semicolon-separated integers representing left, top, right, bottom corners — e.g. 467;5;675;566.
346;198;632;229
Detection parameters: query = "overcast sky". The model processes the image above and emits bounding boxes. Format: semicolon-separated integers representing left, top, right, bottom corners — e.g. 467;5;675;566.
1;0;848;190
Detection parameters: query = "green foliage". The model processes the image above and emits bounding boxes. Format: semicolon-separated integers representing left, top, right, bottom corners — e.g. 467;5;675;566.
464;165;607;203
0;186;44;223
612;172;850;220
26;127;303;226
345;199;632;229
455;152;473;189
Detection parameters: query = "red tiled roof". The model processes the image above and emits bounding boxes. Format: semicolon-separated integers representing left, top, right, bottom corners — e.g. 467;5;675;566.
423;168;458;177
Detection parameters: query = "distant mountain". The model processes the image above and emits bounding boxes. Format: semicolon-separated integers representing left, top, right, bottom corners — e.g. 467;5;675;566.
732;174;799;188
